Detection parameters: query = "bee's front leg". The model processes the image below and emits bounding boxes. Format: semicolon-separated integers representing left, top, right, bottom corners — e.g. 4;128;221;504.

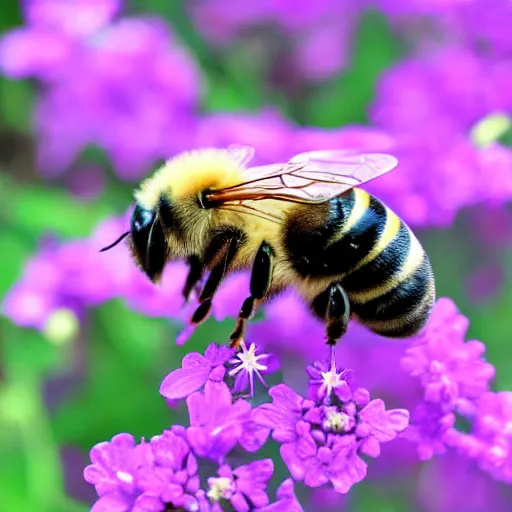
229;241;275;349
188;231;241;327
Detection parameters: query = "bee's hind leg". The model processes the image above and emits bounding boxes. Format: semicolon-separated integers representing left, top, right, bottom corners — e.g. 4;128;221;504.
229;241;274;349
310;283;351;366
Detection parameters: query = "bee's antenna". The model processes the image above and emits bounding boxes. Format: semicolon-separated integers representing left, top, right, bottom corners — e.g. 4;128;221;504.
99;231;130;252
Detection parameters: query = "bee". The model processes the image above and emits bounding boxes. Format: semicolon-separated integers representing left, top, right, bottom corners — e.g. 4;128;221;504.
101;145;435;351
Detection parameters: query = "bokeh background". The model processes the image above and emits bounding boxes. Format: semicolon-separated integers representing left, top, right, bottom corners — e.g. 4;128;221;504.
2;0;512;511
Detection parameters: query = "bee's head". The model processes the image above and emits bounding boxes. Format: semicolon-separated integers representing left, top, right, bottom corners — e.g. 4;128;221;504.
100;202;168;283
128;203;168;283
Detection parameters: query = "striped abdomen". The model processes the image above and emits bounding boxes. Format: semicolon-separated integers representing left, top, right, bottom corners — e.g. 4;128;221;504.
283;188;435;337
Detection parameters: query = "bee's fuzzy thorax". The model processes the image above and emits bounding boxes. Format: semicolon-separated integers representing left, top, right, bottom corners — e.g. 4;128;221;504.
134;148;246;209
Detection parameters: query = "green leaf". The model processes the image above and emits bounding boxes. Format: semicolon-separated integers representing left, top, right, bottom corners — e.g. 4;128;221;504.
303;10;403;127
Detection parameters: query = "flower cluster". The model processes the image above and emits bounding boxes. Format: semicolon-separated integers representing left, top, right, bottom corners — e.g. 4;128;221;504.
0;0;200;178
85;337;414;510
85;426;279;511
189;0;360;82
254;362;409;494
1;214;188;330
396;298;512;484
371;48;512;228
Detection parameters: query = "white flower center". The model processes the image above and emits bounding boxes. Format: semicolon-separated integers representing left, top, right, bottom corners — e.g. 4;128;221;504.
323;410;350;433
207;477;234;501
230;341;268;374
228;340;269;395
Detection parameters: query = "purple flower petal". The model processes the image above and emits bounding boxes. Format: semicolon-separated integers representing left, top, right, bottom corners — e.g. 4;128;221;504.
358;399;410;442
280;443;306;481
91;493;132;512
254;384;303;435
132;493;165;512
160;366;210;400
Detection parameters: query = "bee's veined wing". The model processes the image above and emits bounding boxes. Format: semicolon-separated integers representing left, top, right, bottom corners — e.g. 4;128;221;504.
226;144;255;168
205;150;398;205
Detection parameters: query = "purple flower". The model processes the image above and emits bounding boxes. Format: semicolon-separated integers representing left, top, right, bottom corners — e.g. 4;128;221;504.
401;298;495;409
452;392;512;484
204;459;273;511
403;402;456;460
0;1;200;178
254;371;409;494
186;380;268;461
85;430;274;511
306;360;353;402
371;47;512;227
160;342;280;400
84;433;166;512
399;299;498;462
2;214;189;330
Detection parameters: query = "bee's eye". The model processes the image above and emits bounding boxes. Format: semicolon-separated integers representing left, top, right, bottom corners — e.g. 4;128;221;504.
131;204;154;232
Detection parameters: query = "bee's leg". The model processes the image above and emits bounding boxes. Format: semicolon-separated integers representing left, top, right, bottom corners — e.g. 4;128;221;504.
229;241;274;349
189;234;240;328
182;255;204;304
310;283;351;366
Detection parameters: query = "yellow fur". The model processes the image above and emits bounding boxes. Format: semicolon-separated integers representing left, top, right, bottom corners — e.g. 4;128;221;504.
134;149;245;209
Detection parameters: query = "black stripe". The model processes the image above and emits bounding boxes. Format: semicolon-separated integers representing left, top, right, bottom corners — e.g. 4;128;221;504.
342;221;411;293
352;254;433;322
322;195;387;275
283;190;356;276
370;301;433;338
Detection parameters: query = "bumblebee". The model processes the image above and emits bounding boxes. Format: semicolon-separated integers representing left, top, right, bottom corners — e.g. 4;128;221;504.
102;145;435;350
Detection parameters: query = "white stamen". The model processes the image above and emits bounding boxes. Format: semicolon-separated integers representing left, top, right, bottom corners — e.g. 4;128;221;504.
228;340;269;395
207;477;234;501
323;410;350;433
321;362;343;396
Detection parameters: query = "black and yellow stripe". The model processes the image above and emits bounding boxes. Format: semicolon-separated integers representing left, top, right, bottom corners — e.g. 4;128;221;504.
283;187;435;338
331;189;434;337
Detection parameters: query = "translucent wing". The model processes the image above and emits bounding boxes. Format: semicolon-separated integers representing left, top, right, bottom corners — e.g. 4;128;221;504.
205;150;398;205
227;144;255;168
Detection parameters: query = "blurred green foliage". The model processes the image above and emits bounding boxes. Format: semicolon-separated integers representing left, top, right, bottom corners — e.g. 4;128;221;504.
1;1;512;511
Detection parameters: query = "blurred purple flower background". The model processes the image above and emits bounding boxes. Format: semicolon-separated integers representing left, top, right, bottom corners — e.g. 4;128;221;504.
1;0;512;511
